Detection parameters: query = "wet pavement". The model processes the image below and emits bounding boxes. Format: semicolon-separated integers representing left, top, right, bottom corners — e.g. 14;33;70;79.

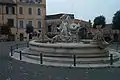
0;42;120;80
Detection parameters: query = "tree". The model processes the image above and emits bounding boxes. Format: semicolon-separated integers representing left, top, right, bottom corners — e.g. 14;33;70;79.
26;24;34;40
112;10;120;30
112;10;120;41
93;15;106;28
1;24;11;35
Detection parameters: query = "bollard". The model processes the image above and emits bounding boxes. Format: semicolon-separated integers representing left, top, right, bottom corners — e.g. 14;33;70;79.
20;51;22;60
73;54;76;66
110;54;113;65
10;46;13;56
16;44;18;49
116;43;118;52
40;53;43;64
27;42;29;47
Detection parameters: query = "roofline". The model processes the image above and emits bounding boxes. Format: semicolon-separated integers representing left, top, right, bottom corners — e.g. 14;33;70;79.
45;14;74;20
46;13;74;16
0;2;16;5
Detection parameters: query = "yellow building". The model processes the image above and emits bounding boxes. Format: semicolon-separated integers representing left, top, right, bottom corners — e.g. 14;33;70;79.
0;0;46;41
0;0;17;27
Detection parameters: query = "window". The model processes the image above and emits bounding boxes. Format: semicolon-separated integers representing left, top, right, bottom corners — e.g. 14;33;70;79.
19;20;24;28
6;6;15;14
38;21;41;29
48;25;52;32
36;0;42;3
20;0;42;3
28;8;32;15
7;19;14;27
37;8;41;15
28;20;33;26
19;7;23;14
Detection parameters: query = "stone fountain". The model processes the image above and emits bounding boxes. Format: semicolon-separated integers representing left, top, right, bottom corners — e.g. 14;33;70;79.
13;14;120;65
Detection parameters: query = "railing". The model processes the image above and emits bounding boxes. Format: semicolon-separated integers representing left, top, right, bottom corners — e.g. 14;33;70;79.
10;42;29;56
109;42;120;52
10;42;117;66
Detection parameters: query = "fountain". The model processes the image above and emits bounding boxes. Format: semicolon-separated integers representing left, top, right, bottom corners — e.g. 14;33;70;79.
51;14;81;43
11;14;120;66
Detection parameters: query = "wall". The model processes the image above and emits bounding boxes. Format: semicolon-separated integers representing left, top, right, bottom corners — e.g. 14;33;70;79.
0;0;46;41
14;0;46;40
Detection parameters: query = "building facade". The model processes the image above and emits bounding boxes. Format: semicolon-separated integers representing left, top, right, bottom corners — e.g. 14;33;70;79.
0;0;17;36
0;0;46;40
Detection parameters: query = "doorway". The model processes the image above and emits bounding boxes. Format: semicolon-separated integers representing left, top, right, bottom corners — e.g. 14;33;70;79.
20;33;24;41
7;19;14;27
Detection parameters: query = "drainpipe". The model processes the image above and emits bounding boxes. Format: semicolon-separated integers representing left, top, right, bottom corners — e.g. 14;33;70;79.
1;4;4;25
16;0;18;41
0;4;4;35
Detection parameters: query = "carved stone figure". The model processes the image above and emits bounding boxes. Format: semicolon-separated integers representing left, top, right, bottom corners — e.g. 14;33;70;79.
52;14;81;43
92;25;109;49
93;25;104;41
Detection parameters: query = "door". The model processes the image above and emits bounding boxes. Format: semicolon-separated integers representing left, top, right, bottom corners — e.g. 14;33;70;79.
20;33;24;41
7;19;14;27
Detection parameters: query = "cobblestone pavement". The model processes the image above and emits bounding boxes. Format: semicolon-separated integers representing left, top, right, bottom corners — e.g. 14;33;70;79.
0;42;120;80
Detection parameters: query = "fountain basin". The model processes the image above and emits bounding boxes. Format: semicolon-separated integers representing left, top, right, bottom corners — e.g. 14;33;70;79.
12;40;119;64
29;40;109;57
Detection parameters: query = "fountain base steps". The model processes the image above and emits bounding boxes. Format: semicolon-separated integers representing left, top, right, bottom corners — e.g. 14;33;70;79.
20;48;109;58
24;54;119;64
10;51;120;68
13;48;120;64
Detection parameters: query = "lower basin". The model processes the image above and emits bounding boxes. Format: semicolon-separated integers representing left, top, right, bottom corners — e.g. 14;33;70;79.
29;40;109;57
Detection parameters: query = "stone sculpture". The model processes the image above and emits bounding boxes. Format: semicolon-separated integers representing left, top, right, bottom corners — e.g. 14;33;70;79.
52;14;81;43
92;25;109;49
